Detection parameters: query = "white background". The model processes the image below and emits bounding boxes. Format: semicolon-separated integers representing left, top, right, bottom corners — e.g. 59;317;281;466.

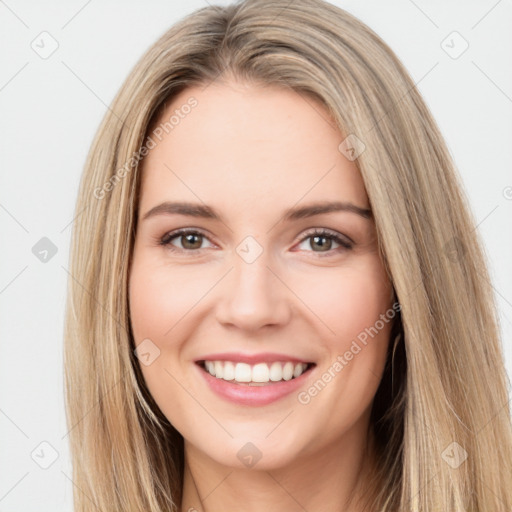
0;0;511;510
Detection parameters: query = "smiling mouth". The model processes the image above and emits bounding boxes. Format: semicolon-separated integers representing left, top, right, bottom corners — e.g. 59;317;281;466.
197;360;316;386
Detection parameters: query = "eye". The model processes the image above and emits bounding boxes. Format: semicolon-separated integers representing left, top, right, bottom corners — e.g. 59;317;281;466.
159;229;214;252
158;227;353;256
295;228;353;256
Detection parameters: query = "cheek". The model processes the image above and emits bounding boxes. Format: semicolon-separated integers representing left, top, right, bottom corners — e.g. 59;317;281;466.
294;255;392;346
291;257;393;442
129;259;209;344
128;259;200;424
128;258;222;403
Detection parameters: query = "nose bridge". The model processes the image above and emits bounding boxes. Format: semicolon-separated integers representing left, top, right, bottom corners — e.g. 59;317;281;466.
215;235;291;330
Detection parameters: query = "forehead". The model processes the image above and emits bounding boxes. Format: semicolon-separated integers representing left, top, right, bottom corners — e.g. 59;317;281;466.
139;81;369;216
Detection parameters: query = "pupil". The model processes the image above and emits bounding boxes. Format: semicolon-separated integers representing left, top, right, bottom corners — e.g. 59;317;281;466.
183;234;201;249
313;235;330;251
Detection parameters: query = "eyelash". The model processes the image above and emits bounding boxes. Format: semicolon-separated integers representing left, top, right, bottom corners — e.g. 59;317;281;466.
158;228;353;257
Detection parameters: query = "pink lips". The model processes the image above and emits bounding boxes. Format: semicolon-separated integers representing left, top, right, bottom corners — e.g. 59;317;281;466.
194;353;316;406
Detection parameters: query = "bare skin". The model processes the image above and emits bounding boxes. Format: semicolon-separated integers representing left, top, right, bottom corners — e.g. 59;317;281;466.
129;79;393;512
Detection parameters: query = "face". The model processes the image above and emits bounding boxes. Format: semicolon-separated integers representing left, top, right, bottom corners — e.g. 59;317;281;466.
129;80;394;470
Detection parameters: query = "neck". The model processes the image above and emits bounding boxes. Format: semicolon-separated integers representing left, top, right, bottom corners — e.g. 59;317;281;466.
180;414;379;512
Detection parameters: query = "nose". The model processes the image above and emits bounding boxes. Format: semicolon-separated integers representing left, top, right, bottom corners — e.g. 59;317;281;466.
215;246;292;332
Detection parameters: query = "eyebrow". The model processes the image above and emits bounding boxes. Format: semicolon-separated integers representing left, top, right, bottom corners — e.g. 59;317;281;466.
141;200;372;223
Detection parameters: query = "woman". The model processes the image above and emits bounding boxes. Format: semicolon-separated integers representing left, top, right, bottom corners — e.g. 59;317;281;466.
63;0;512;510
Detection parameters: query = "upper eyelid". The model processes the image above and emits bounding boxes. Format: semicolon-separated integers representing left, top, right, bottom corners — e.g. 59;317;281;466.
160;228;215;246
302;227;354;245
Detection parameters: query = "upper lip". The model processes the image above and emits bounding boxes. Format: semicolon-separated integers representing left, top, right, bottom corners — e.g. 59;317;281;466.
195;352;315;365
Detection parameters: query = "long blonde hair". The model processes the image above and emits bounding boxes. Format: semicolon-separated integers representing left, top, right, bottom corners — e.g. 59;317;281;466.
63;0;512;510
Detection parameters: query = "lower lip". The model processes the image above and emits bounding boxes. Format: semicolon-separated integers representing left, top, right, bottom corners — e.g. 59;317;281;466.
196;363;315;406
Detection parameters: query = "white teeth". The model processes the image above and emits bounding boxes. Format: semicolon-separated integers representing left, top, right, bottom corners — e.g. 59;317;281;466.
202;360;309;383
252;363;269;383
282;362;294;381
223;361;235;381
269;362;283;382
234;363;252;382
214;361;224;379
206;361;215;375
